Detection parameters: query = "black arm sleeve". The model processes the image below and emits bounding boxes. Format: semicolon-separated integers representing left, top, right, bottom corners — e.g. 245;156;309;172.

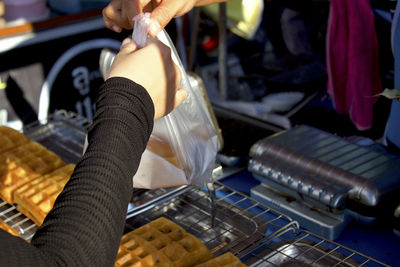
0;77;154;267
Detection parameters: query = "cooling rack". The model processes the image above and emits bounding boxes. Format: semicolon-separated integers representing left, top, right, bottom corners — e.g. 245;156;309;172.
23;110;90;164
124;182;390;267
241;229;390;266
124;182;298;256
0;111;90;241
0;110;391;266
0;201;36;241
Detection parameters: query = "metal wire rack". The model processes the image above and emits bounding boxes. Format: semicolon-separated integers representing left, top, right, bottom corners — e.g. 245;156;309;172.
124;182;298;256
229;191;390;267
240;229;391;266
124;182;390;267
23;110;90;164
0;201;36;241
0;111;391;266
0;110;90;241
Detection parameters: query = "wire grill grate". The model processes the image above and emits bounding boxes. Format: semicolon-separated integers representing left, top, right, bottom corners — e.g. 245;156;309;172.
125;182;299;257
124;182;390;266
243;230;390;266
23;110;90;164
0;200;37;241
0;111;390;266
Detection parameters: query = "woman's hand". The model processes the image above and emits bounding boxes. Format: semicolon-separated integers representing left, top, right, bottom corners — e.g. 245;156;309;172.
108;37;187;120
103;0;227;36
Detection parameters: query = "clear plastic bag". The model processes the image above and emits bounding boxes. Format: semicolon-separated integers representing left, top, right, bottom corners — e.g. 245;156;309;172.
129;14;218;188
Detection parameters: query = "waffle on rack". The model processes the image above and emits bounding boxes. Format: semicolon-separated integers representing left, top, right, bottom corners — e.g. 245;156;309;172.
115;217;213;266
0;218;20;237
0;141;66;204
0;126;30;154
115;217;245;267
13;164;75;225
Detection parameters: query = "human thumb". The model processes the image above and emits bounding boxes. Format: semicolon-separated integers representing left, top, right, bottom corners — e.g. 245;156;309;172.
119;38;139;54
149;5;173;36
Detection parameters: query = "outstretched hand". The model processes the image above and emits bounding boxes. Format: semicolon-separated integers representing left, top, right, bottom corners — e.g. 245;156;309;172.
103;0;227;36
108;37;187;120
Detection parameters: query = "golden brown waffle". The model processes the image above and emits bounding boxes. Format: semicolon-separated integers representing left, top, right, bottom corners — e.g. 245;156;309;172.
0;218;20;237
194;252;246;267
0;126;30;153
0;141;66;204
115;217;213;267
14;164;75;226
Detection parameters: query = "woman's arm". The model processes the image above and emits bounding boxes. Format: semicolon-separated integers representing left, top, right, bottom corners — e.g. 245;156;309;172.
0;38;185;266
0;77;153;266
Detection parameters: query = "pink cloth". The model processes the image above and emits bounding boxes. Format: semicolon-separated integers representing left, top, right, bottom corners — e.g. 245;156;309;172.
326;0;382;131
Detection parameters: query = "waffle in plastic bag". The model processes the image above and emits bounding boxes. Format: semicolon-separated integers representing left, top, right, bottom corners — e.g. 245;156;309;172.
129;14;218;188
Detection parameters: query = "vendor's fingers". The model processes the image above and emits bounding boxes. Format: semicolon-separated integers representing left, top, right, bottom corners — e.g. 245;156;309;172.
103;13;122;33
131;0;157;13
149;1;191;36
125;0;155;25
121;0;140;28
142;0;159;13
103;3;124;31
103;0;132;30
148;4;173;36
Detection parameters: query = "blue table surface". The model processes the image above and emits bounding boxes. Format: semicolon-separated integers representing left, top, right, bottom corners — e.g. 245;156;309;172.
220;169;400;267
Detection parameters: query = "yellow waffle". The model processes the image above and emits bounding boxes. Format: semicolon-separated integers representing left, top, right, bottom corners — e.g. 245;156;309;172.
14;164;75;226
0;218;20;237
115;217;213;267
0;126;30;153
194;252;246;267
0;141;66;204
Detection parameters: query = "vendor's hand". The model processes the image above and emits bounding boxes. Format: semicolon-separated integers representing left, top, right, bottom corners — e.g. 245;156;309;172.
107;37;187;120
103;0;227;36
